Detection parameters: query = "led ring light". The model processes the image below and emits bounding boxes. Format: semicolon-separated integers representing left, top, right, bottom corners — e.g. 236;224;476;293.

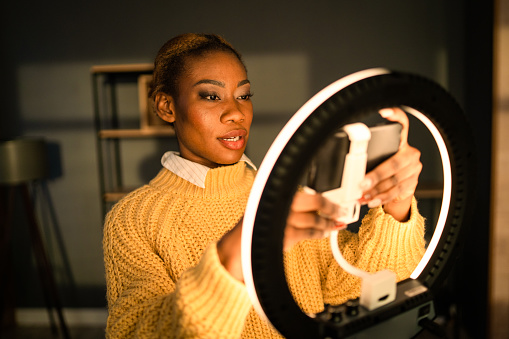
241;69;475;338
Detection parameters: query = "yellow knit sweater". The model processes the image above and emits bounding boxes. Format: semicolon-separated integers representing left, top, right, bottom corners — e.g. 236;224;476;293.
103;161;425;338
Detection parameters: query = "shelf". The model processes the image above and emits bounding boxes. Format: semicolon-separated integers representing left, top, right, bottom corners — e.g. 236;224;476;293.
91;63;154;74
99;128;175;139
104;188;137;202
415;183;443;199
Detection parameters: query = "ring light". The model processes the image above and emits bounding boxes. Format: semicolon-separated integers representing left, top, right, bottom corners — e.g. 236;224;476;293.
241;69;475;338
404;106;452;280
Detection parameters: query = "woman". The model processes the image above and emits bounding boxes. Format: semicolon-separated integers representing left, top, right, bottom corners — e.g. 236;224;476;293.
103;33;425;338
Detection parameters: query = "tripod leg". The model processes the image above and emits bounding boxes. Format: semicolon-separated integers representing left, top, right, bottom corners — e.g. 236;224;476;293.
21;184;71;339
41;181;77;298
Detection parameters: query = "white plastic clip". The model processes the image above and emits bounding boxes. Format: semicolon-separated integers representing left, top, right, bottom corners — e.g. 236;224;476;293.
322;123;370;224
327;122;397;311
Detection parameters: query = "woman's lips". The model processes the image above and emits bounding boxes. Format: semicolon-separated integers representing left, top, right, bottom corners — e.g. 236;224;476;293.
218;129;247;150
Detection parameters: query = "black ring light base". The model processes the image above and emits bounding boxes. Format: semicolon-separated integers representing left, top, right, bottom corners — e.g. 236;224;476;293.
316;279;435;338
248;71;476;338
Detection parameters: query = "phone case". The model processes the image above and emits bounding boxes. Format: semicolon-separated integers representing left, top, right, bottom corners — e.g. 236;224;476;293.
307;122;402;192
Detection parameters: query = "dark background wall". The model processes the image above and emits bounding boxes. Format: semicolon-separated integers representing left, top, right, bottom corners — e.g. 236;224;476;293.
0;0;492;337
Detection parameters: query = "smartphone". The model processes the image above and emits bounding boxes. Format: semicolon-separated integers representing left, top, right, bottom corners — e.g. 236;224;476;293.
307;122;402;192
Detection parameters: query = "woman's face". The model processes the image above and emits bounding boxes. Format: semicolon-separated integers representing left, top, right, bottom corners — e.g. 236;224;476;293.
171;51;253;168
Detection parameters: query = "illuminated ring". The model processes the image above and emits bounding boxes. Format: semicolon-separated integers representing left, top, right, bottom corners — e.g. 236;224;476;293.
241;69;476;338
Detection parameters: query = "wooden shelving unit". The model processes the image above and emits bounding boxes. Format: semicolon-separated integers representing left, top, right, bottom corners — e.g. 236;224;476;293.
415;182;443;199
98;128;175;139
103;187;138;202
91;63;175;217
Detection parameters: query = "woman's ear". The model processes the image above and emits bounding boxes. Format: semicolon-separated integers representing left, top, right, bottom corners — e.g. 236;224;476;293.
155;92;176;124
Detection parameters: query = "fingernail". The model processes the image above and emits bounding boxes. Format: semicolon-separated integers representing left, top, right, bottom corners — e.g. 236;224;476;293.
359;178;372;190
367;198;382;208
358;195;370;205
334;221;347;230
379;108;394;118
302;186;317;195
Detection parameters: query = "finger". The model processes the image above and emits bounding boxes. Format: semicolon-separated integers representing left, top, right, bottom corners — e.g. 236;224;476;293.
284;218;347;251
369;168;419;199
361;146;421;193
366;174;420;207
292;190;340;219
363;153;421;196
360;147;421;208
379;107;409;147
318;197;341;220
291;190;322;212
362;170;421;207
364;154;421;201
287;211;330;230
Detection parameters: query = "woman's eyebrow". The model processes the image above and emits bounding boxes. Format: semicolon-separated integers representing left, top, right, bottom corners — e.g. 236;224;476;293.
193;79;250;88
237;79;250;87
194;79;225;87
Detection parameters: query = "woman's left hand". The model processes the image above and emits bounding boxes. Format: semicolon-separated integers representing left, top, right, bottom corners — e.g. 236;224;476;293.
359;108;422;222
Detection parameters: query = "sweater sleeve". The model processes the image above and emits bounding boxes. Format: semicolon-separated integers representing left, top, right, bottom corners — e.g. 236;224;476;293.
320;197;426;305
350;197;426;279
103;207;252;338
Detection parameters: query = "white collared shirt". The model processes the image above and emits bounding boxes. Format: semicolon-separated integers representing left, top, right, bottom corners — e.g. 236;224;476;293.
161;151;257;188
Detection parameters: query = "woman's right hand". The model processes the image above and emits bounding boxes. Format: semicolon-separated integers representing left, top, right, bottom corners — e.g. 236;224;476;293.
217;218;245;282
217;187;343;282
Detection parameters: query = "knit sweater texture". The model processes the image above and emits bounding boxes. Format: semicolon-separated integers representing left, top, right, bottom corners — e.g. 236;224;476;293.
103;161;425;338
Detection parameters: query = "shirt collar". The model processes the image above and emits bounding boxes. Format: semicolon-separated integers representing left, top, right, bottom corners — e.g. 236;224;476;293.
161;151;257;188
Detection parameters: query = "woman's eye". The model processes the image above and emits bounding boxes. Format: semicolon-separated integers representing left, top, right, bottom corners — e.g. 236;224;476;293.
238;93;253;100
200;93;220;101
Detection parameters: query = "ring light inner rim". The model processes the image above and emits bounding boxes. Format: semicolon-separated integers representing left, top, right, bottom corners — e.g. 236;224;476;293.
328;106;451;281
404;106;451;279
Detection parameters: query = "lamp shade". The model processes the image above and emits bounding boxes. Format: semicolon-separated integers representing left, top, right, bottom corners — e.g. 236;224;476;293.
0;138;49;184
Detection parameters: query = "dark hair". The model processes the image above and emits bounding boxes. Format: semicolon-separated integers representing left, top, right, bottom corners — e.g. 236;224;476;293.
148;33;246;100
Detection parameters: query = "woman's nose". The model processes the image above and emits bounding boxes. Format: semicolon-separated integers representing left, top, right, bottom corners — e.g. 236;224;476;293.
221;99;245;123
